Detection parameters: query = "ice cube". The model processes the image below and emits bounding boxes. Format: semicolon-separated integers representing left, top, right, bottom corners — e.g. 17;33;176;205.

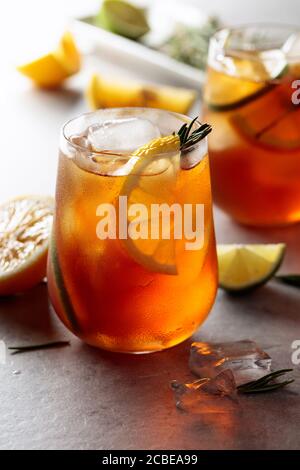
180;139;208;170
171;370;238;414
87;118;161;153
70;134;92;150
189;340;272;386
282;33;300;59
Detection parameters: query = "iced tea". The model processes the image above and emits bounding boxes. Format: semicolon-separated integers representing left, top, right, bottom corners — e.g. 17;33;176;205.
203;25;300;226
47;109;217;353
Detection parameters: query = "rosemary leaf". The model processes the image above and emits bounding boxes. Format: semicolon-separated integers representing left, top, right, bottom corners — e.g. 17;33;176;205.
9;341;70;355
238;369;293;390
239;380;295;394
178;118;212;151
237;369;294;394
276;275;300;288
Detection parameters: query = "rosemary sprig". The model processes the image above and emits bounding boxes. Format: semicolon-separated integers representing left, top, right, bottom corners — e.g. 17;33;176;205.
237;369;294;394
275;274;300;288
8;341;70;355
177;117;212;151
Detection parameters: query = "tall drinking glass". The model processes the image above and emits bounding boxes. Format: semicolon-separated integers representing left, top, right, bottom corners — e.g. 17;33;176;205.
47;108;217;353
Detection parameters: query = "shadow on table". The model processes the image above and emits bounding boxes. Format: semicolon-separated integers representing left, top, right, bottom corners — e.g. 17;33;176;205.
219;282;300;323
0;283;56;340
80;337;192;382
16;85;83;114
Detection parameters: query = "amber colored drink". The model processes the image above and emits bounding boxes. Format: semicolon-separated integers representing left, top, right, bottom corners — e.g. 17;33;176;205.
203;25;300;226
47;109;217;353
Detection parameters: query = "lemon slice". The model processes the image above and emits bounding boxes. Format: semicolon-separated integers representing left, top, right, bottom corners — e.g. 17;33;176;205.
231;84;300;151
0;196;53;295
205;51;287;112
120;135;180;274
17;31;81;88
97;0;149;39
217;243;286;292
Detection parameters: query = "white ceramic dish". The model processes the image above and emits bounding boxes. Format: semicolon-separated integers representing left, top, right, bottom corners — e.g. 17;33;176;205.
72;14;206;89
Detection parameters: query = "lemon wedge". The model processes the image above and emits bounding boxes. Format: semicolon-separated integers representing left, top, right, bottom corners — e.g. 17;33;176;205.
86;74;196;114
0;196;53;295
17;31;81;88
217;243;286;292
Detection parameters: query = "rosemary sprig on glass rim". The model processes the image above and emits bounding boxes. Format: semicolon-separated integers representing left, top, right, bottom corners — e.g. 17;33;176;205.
8;341;70;355
237;369;294;394
177;117;212;152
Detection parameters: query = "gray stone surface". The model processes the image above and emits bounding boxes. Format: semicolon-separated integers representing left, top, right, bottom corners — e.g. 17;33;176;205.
0;210;299;450
1;0;300;451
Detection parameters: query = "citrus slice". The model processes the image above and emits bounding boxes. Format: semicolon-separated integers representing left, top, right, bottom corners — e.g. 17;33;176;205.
86;73;196;114
48;235;80;332
232;104;300;151
0;196;54;296
205;51;286;112
231;81;300;151
96;0;149;39
17;31;81;88
217;243;286;292
120;135;180;274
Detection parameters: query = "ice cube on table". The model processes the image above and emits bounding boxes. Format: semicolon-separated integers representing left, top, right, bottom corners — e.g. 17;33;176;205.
87;118;161;153
171;370;238;414
189;340;272;386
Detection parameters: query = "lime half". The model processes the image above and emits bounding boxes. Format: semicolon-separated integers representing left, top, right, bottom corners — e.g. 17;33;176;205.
97;0;150;40
217;243;286;292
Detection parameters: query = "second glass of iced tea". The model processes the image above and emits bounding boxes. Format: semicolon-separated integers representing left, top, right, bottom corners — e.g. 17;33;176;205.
203;25;300;226
47;108;217;353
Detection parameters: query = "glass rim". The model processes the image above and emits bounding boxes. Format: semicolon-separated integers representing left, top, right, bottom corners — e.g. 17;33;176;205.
211;23;300;61
62;107;208;159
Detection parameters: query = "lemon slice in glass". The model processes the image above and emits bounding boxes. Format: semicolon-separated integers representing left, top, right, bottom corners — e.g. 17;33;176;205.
0;196;53;295
206;50;287;112
217;243;286;292
120;135;180;275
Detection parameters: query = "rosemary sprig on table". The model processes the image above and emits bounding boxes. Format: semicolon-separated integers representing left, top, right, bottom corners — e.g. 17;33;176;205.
275;274;300;288
177;117;212;151
237;369;294;394
8;341;70;355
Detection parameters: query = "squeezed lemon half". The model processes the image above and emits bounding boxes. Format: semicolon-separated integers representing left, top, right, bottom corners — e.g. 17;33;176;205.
0;196;53;295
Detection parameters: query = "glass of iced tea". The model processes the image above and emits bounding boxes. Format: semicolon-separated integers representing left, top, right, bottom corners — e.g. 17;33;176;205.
47;108;217;353
203;25;300;226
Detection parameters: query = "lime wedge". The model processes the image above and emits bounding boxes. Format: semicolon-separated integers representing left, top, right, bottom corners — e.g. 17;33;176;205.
217;243;286;292
96;0;150;40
